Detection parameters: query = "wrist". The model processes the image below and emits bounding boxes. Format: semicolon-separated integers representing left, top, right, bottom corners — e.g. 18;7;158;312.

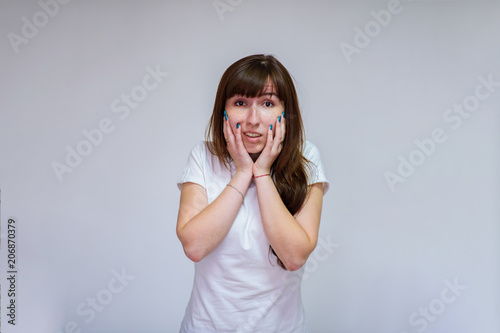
234;168;253;180
253;173;270;179
253;169;271;178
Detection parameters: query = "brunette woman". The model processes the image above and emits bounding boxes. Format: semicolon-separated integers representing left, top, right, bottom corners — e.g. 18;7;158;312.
177;54;329;332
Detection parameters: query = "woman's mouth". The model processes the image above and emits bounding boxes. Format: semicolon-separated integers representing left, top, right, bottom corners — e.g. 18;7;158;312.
244;132;261;138
244;132;262;142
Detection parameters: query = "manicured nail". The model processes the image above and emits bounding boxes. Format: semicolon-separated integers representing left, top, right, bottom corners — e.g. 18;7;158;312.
282;110;285;118
270;125;272;130
237;123;240;129
224;110;227;121
225;115;228;121
278;116;281;123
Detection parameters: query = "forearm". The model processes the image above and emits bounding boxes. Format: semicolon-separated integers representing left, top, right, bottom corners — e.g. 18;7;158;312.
254;176;316;271
178;171;253;262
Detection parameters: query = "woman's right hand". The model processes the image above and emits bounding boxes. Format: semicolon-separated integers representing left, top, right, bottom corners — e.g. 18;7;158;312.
223;111;254;175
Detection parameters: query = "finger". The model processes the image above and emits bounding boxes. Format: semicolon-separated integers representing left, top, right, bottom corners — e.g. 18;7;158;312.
281;112;286;143
272;117;282;152
223;111;233;143
234;122;246;151
266;123;274;152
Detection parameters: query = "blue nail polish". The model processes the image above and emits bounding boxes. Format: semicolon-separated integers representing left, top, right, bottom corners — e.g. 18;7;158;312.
282;110;285;118
278;116;281;123
237;123;240;129
224;110;227;121
270;125;272;130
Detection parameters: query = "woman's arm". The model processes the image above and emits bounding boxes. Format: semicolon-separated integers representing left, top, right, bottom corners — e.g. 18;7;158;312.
255;179;324;271
251;115;324;271
176;170;252;262
177;111;256;262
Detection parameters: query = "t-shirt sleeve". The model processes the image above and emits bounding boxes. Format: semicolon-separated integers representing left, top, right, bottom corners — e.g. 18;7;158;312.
304;141;330;195
177;141;206;191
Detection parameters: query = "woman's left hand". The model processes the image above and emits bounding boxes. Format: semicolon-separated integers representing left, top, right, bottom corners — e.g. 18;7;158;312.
253;114;285;176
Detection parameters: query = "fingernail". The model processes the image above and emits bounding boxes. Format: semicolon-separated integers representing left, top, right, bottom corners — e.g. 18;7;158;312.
278;116;281;123
225;115;227;121
270;125;272;130
282;111;285;118
224;110;227;121
237;123;240;129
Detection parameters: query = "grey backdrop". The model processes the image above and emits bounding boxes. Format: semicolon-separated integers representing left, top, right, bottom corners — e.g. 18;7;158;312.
1;0;499;332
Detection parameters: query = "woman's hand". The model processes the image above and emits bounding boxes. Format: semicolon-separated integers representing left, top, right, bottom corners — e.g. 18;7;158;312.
223;112;254;175
253;114;285;176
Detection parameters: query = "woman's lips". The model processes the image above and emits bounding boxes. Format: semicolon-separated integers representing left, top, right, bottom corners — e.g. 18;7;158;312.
243;132;262;142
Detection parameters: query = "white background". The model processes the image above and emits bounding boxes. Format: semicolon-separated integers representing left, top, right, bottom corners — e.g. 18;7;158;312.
1;0;499;332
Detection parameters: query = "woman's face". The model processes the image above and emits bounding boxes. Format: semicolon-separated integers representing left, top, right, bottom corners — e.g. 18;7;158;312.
225;83;285;156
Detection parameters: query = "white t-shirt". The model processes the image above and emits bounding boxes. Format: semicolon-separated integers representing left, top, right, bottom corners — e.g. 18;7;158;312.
177;141;329;333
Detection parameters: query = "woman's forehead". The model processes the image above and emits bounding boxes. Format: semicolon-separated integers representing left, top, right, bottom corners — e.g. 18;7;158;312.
228;81;279;98
261;82;276;93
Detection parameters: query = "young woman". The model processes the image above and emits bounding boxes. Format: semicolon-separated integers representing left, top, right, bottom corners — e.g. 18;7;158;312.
176;54;329;332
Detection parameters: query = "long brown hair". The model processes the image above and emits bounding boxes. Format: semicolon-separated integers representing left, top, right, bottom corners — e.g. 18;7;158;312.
206;54;310;269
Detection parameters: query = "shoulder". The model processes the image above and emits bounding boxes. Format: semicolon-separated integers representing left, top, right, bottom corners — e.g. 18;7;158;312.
303;140;330;193
181;141;210;173
185;141;211;161
185;140;229;175
190;140;209;154
303;140;322;161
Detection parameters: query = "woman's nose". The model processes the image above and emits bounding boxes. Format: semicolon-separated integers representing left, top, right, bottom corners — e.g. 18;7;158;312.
247;105;260;125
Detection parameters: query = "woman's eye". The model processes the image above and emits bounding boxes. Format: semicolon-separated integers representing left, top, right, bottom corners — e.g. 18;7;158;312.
235;101;245;106
263;101;274;107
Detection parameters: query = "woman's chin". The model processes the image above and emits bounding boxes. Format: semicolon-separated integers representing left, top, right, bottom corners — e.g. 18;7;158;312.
243;143;263;155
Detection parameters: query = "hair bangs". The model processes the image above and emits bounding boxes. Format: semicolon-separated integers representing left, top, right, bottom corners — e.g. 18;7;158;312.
224;63;281;100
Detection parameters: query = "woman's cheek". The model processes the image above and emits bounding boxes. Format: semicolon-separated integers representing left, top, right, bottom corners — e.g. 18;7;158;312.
230;115;241;132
